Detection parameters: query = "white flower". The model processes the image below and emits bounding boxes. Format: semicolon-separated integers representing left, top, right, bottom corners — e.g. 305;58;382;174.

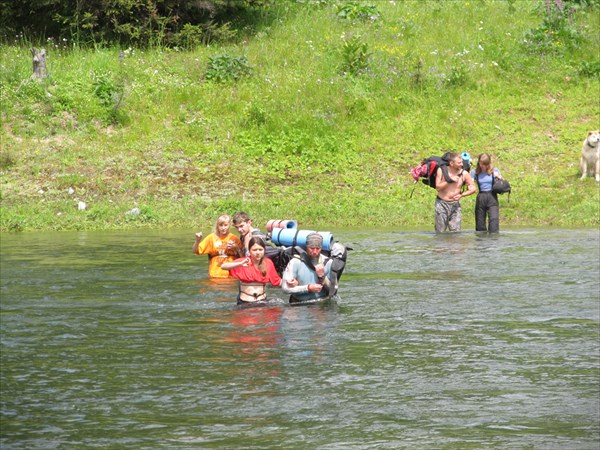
478;44;484;51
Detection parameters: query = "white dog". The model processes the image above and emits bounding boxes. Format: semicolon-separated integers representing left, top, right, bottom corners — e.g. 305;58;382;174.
580;130;600;181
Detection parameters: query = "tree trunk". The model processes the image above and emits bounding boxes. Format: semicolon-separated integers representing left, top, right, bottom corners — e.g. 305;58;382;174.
31;48;47;80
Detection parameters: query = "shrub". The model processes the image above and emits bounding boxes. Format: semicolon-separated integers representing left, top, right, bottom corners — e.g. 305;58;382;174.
577;60;600;78
205;54;252;82
445;63;469;87
340;35;371;76
336;2;381;22
92;71;119;107
90;69;127;124
175;23;204;49
524;0;585;54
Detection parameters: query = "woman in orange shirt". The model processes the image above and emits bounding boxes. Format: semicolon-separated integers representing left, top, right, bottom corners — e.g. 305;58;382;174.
193;214;243;278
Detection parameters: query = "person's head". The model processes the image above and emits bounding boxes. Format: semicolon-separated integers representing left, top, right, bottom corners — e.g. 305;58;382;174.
213;214;232;237
476;153;493;174
248;236;266;260
447;152;463;169
306;233;323;258
232;211;253;235
247;236;267;274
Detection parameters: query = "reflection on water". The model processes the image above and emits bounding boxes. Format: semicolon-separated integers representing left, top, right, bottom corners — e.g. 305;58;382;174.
1;228;598;448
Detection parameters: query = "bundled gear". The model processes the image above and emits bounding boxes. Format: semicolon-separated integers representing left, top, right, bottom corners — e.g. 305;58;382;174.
410;151;471;197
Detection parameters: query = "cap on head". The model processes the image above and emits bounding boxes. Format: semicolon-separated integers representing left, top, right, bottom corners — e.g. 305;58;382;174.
306;233;323;248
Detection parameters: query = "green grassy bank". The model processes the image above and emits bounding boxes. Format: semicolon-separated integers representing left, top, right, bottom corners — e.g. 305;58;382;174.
1;0;599;233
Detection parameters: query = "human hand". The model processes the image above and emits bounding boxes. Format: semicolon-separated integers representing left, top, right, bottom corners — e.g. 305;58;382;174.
287;277;298;288
315;263;325;278
195;232;203;240
241;257;251;266
308;283;322;293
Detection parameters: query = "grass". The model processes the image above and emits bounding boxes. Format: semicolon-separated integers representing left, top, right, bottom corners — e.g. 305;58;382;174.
1;0;599;233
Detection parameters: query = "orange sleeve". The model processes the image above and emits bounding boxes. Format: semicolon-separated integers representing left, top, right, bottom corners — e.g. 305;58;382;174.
197;234;216;256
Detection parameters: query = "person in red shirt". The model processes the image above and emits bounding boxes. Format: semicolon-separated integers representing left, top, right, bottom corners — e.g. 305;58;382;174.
222;236;296;305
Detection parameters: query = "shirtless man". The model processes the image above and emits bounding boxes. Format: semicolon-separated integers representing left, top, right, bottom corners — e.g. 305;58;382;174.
434;152;476;233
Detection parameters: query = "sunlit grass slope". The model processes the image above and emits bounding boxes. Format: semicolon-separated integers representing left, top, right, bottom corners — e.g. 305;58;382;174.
1;0;599;231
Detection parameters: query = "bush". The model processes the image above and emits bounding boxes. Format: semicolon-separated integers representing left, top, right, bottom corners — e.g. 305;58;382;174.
336;2;380;22
524;0;585;54
340;35;371;76
577;60;600;78
205;54;252;82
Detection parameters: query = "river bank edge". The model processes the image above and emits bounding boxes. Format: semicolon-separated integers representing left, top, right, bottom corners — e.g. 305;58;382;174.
2;188;599;233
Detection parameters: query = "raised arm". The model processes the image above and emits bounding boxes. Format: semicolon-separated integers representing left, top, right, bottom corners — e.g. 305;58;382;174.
192;232;203;254
221;257;250;271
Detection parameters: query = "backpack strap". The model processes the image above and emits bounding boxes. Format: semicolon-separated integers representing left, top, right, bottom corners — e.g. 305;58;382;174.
440;165;455;184
291;229;300;248
299;251;317;272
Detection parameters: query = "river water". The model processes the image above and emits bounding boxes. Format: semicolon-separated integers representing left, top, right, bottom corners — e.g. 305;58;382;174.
1;228;599;449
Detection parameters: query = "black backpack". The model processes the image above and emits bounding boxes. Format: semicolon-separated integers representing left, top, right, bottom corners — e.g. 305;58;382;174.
264;245;303;276
474;170;512;201
265;242;349;286
410;152;471;197
410;154;453;189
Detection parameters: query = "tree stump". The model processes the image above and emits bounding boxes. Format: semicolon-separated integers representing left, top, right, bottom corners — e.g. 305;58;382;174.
31;48;48;80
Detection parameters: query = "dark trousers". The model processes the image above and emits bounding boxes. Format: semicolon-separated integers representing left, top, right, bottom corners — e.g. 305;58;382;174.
475;192;500;232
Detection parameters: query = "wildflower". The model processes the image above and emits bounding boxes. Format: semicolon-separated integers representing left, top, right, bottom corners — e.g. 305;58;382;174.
478;44;484;51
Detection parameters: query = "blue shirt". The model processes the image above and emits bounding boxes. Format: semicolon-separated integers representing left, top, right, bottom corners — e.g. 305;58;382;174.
281;254;334;302
472;168;500;193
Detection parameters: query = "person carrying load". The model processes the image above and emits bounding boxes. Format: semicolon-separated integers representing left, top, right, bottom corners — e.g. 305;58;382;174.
281;233;336;304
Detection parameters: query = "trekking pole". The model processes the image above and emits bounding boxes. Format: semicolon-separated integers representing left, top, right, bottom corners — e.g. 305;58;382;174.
409;180;418;199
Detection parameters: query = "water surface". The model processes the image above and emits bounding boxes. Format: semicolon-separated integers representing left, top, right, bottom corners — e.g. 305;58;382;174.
1;229;599;448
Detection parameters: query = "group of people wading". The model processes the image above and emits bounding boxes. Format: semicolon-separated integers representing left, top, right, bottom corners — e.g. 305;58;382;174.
192;153;503;307
193;212;337;307
434;152;504;233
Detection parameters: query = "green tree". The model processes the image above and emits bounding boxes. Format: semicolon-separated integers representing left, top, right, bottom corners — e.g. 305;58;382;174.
0;0;274;47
